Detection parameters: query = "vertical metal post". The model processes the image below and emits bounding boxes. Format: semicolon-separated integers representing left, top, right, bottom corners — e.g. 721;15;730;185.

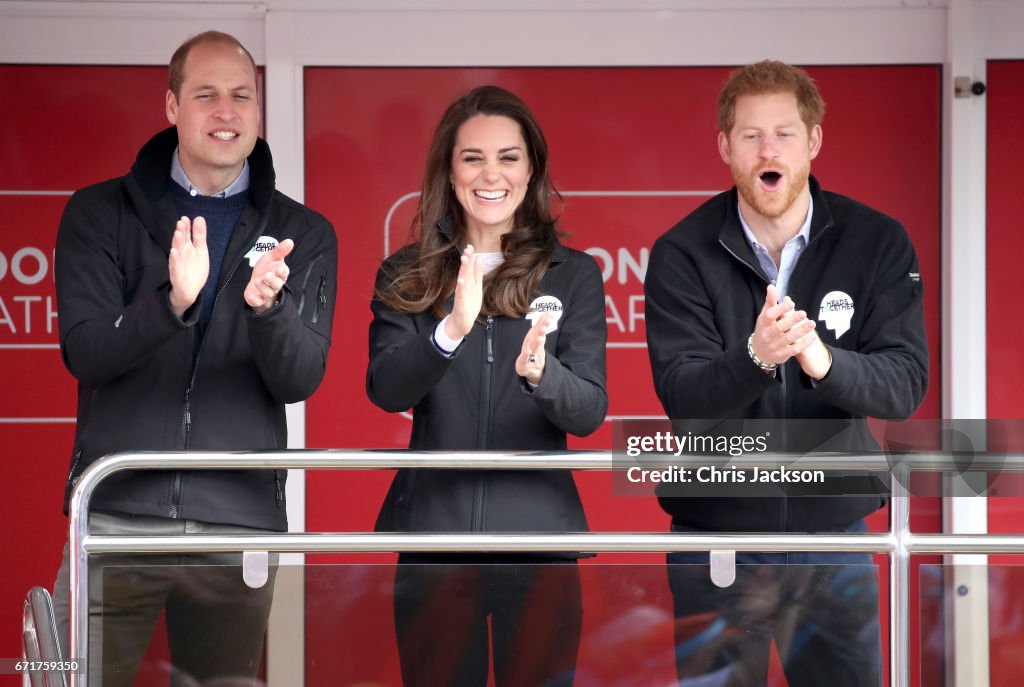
68;487;89;687
890;462;910;687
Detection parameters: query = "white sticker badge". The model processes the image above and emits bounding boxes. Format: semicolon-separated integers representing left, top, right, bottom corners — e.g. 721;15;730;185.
527;295;564;333
244;236;280;267
818;290;855;340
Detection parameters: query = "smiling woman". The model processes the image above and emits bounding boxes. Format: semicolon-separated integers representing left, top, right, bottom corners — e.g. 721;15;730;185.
449;113;532;250
365;85;608;687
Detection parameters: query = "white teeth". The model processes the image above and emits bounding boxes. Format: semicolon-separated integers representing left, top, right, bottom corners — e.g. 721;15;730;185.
212;131;237;140
475;190;507;200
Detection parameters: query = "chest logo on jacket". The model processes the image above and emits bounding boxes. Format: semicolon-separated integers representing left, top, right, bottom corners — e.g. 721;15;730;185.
527;295;563;332
818;290;854;340
244;236;280;267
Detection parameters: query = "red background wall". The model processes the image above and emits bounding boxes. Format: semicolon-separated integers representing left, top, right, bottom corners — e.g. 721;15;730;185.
302;65;943;686
0;62;961;685
0;65;170;686
984;59;1024;686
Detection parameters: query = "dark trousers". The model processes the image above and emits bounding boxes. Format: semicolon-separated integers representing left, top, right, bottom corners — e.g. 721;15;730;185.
53;512;277;687
667;520;881;687
394;553;583;687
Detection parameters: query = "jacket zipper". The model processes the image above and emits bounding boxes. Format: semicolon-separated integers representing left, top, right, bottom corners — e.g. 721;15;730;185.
778;364;789;529
170;382;192;518
295;256;322;318
720;238;792;529
313;275;327;325
173;250;248;518
718;239;766;285
477;316;495;446
66;449;83;489
472;316;496;532
172;326;198;518
774;231;829;531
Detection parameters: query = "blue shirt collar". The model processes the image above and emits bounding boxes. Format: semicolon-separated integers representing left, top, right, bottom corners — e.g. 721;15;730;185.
738;191;814;257
170;147;250;198
736;192;813;299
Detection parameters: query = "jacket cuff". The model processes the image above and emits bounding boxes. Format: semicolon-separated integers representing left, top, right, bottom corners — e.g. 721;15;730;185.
244;288;298;331
732;340;780;389
165;287;200;327
520;354;565;398
806;345;852;396
245;286;288;318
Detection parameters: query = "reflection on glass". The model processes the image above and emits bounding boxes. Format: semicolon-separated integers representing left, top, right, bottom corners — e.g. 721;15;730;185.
920;563;1024;687
69;560;892;686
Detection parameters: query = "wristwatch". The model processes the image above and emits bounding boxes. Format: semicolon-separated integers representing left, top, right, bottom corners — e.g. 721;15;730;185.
747;333;778;373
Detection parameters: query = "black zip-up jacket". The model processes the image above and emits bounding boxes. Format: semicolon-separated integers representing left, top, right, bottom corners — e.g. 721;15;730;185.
367;238;608;535
645;176;928;532
56;127;337;531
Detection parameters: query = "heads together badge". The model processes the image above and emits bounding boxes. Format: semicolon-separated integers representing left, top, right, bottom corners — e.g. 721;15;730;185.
244;236;280;267
527;295;563;332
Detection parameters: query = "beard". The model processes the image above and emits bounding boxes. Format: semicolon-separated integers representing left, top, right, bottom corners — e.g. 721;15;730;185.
732;160;810;220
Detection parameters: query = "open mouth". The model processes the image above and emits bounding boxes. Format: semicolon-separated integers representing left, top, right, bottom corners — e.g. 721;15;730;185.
211;131;238;141
475;190;508;201
759;170;782;190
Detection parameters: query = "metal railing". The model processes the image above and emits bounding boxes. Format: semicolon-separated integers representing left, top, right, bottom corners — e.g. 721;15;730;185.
61;450;1024;687
22;587;67;687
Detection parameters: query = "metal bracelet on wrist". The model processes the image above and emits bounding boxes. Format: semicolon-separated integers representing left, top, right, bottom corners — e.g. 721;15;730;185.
747;333;778;372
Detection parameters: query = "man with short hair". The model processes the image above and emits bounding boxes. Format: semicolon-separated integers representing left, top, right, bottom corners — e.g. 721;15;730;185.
52;30;337;686
644;60;927;685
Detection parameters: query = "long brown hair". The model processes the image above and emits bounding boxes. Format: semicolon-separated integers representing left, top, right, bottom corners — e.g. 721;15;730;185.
377;85;562;318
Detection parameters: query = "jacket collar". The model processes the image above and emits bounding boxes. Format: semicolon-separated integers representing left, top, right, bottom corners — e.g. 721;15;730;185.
129;127;275;206
436;215;568;264
718;174;833;270
125;127;276;250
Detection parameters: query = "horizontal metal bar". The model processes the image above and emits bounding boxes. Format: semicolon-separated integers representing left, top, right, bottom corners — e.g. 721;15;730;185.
83;450;617;473
908;534;1024;555
67;447;1024;687
78;450;1024;477
85;531;1024;558
83;532;895;555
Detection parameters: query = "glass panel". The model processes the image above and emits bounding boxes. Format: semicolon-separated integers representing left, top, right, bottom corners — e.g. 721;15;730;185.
920;563;1024;687
68;558;885;686
60;555;275;687
302;559;882;687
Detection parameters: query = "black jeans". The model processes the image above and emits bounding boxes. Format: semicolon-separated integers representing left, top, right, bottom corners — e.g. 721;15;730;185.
394;553;583;687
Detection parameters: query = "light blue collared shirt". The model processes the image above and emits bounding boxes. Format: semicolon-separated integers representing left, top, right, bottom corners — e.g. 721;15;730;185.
170;147;250;198
738;193;813;300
